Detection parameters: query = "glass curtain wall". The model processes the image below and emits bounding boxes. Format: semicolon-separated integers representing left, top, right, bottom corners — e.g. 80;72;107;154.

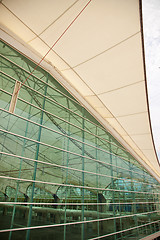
0;40;160;240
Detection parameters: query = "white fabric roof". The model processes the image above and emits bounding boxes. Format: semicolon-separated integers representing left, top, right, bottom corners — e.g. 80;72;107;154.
0;0;160;180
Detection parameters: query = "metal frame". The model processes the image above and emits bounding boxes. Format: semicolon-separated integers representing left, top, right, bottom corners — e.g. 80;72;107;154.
1;39;160;240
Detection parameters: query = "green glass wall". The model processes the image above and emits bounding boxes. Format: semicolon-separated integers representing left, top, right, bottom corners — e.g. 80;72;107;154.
0;40;160;240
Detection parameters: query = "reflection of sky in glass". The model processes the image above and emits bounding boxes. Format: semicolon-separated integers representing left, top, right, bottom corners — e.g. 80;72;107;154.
116;179;152;192
142;1;160;160
57;186;96;199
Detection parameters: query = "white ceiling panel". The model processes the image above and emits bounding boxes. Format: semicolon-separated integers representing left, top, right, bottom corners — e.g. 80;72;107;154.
60;69;93;96
98;81;147;117
131;134;153;150
122;135;139;151
84;96;113;117
0;4;36;42
142;149;159;168
2;0;77;35
95;107;113;118
29;38;69;70
106;117;128;136
52;0;140;67
74;33;144;94
117;112;150;135
85;95;106;108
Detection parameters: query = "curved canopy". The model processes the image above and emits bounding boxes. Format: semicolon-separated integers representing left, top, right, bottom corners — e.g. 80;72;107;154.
0;0;160;180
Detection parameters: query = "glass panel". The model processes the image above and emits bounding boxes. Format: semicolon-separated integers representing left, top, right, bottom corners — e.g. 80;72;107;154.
0;40;160;240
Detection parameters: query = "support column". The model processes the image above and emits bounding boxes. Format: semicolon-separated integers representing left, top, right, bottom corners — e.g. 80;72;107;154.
96;126;100;236
26;73;48;240
129;161;138;236
81;108;85;240
109;138;117;240
63;98;70;240
9;80;32;240
143;170;152;234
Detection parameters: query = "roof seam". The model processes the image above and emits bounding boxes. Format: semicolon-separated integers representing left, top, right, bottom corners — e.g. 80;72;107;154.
129;133;150;136
1;3;38;40
28;0;80;42
61;31;141;70
97;80;144;95
115;110;148;118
